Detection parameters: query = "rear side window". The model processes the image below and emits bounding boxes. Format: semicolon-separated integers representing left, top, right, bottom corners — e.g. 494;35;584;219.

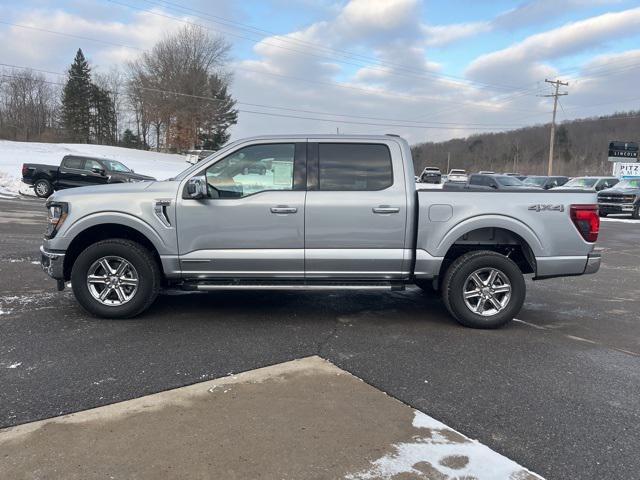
318;143;393;191
62;157;83;169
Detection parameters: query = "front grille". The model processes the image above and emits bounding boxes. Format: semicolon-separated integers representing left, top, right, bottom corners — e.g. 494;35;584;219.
598;194;635;203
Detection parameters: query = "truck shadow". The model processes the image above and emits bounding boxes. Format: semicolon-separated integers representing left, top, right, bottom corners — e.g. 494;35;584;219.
145;288;457;328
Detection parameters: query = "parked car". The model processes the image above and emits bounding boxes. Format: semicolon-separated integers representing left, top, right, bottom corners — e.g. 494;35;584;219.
40;135;601;329
22;156;155;198
463;174;534;190
522;176;569;190
597;178;640;218
552;176;619;192
420;166;442;184
503;172;522;177
447;169;468;183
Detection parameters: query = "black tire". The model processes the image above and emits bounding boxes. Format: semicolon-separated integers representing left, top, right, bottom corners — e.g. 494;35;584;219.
34;179;53;198
599;211;608;218
632;205;640;220
441;250;525;329
71;239;161;319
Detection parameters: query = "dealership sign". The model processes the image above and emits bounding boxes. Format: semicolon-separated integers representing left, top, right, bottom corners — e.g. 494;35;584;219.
608;141;638;162
613;162;640;178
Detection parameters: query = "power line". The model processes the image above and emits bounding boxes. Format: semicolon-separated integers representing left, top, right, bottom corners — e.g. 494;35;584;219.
128;0;526;93
0;63;527;128
107;0;532;94
0;71;526;131
0;20;535;114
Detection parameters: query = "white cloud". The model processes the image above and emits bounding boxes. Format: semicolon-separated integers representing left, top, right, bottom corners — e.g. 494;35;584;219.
467;6;640;85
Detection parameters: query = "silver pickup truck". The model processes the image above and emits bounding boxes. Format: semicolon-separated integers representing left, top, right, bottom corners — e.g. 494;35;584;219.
40;135;601;328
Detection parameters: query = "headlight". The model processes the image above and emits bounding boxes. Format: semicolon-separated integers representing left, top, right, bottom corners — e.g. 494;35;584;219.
45;202;68;239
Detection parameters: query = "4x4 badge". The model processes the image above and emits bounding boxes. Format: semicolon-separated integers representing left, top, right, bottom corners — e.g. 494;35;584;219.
528;204;565;212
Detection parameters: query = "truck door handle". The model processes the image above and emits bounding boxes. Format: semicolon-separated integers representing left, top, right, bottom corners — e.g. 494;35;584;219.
80;173;87;176
270;206;297;214
372;206;400;214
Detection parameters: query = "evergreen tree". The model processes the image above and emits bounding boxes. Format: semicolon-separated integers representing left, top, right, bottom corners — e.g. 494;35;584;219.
89;83;117;145
199;74;237;150
121;128;141;149
61;49;92;142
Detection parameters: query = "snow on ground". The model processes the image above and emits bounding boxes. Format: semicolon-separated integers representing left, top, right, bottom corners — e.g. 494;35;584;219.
346;410;543;480
0;140;192;196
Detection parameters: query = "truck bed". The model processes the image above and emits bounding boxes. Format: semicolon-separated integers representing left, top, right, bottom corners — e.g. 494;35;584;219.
414;189;598;279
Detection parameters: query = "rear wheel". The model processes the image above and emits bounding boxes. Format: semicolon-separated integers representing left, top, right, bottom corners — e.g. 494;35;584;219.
442;250;525;329
34;179;53;198
71;239;161;318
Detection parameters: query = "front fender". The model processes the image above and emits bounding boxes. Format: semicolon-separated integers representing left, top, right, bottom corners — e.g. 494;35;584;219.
53;212;173;255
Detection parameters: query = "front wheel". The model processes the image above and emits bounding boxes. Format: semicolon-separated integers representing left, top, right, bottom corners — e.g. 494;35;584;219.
34;179;53;198
599;212;608;218
632;205;640;220
71;239;161;318
441;250;525;329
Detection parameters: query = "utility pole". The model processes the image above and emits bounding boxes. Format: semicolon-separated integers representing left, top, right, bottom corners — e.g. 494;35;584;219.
542;79;568;176
446;152;450;172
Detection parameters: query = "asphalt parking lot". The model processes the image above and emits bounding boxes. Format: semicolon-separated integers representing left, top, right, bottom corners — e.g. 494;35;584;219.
1;196;639;480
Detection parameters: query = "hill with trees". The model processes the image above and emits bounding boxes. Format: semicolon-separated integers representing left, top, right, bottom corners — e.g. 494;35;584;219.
411;112;640;177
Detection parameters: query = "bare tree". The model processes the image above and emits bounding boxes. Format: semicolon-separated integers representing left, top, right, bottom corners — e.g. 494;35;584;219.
0;69;59;141
127;25;236;151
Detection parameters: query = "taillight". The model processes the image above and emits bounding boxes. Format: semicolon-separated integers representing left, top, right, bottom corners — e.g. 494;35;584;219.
21;164;29;176
570;204;599;242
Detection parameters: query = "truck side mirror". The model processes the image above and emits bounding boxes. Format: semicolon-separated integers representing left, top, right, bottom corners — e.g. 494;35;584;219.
184;175;208;199
92;167;106;176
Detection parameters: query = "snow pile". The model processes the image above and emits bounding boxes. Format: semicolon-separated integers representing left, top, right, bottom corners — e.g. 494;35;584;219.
0;140;192;196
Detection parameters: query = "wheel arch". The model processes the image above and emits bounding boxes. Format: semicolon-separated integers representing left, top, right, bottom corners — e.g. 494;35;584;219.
438;226;538;281
63;223;163;281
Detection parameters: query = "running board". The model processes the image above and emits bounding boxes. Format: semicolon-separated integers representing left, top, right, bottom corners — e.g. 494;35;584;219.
182;282;405;292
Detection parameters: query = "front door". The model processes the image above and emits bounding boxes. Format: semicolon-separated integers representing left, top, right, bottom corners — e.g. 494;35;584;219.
176;141;307;279
304;140;408;279
82;158;110;187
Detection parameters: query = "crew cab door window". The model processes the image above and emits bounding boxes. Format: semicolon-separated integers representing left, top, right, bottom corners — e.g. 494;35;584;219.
318;143;393;191
61;157;83;169
84;159;104;172
205;143;295;198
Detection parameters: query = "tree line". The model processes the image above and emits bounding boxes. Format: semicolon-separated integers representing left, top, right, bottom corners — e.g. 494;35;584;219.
0;25;238;152
411;112;640;177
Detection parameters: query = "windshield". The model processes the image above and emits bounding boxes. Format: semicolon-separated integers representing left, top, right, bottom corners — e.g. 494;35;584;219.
523;177;547;186
616;179;640;188
450;170;465;174
102;160;131;173
496;176;525;186
563;178;598;188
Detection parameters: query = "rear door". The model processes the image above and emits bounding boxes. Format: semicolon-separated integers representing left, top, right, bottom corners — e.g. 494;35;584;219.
304;140;408;279
57;156;85;189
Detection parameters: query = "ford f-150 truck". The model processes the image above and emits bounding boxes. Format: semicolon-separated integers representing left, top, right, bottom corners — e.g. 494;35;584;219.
40;135;601;328
22;155;155;198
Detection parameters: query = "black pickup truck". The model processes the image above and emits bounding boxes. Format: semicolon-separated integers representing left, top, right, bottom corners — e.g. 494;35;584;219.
597;178;640;218
22;155;155;198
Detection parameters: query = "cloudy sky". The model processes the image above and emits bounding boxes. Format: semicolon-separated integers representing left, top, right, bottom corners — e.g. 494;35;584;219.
1;0;639;144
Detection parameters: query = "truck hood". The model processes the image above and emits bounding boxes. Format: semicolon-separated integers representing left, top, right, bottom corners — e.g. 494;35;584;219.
598;186;640;195
49;180;179;203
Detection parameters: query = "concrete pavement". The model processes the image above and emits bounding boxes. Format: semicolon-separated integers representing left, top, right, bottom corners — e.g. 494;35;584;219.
1;356;542;480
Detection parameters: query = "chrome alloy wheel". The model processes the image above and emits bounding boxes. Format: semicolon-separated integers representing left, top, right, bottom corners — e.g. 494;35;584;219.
86;256;139;306
462;267;512;317
35;181;49;196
